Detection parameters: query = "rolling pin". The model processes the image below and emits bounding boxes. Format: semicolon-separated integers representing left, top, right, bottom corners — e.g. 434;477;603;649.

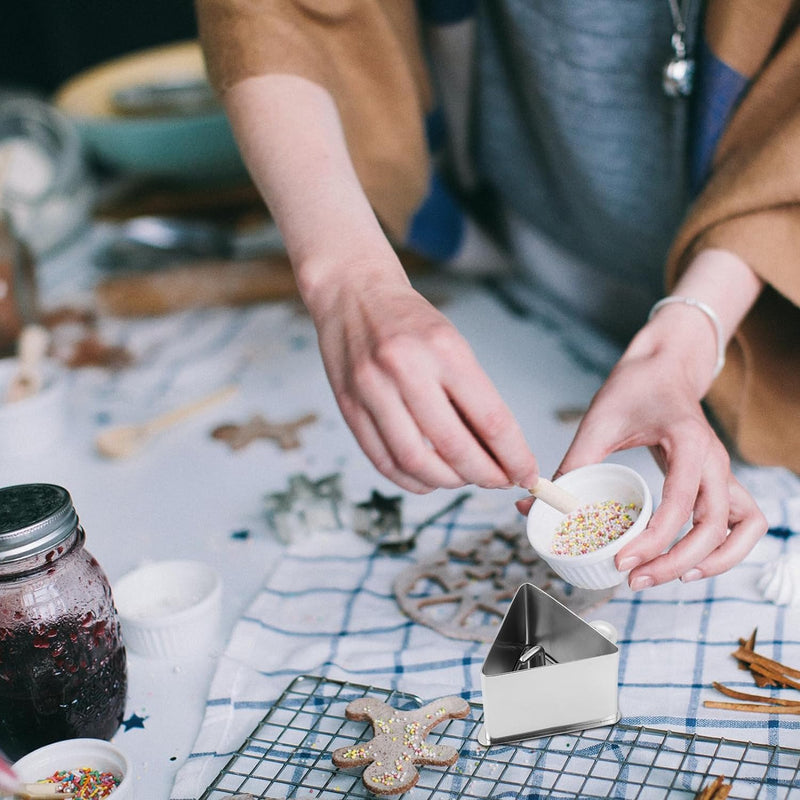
94;255;299;317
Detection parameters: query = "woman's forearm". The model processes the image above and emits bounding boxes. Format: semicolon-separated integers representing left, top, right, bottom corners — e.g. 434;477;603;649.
221;73;410;316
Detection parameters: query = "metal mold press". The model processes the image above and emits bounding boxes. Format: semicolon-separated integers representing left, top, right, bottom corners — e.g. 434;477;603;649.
478;583;620;746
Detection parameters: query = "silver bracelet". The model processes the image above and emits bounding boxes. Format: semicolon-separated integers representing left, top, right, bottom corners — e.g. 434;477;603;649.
648;296;726;379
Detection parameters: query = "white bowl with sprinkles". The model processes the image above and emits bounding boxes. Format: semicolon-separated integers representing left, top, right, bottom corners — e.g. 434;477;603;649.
527;463;652;590
12;738;132;799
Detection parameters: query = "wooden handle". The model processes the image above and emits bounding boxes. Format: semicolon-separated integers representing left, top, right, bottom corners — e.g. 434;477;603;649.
529;477;581;515
19;784;75;798
146;385;238;434
95;255;298;317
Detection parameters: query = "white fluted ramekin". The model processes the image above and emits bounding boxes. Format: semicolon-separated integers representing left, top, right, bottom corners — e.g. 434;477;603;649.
527;463;653;590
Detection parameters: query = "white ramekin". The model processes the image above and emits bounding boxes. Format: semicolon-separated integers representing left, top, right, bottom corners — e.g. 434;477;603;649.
527;463;653;590
113;559;222;659
13;738;132;799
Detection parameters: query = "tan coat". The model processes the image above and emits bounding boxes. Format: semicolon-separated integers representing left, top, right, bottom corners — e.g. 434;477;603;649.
196;0;800;473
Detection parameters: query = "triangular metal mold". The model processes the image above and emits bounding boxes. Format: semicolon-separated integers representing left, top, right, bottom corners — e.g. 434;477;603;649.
479;583;620;746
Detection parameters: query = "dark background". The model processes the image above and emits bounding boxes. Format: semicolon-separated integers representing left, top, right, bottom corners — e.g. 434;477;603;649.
0;1;198;96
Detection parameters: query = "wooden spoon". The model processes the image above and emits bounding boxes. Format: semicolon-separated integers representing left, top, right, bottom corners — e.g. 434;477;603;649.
5;325;50;403
528;477;581;515
17;784;74;799
95;384;237;459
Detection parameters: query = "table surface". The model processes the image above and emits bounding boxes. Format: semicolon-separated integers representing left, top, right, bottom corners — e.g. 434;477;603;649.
2;224;799;800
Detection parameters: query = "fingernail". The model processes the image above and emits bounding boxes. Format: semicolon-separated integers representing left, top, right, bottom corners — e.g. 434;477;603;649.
617;556;641;572
630;575;654;592
681;569;703;583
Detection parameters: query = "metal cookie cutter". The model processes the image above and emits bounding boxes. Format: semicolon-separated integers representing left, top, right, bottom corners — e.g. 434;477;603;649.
478;583;619;746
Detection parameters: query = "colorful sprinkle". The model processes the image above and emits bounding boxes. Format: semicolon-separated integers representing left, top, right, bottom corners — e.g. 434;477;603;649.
551;500;641;556
40;766;121;798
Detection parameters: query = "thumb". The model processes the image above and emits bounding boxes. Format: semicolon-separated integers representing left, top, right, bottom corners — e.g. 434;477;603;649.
556;417;615;478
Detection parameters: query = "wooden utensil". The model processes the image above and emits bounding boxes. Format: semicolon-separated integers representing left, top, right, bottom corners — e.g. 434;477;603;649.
95;256;298;317
5;325;50;403
95;384;237;459
528;477;581;515
17;783;74;799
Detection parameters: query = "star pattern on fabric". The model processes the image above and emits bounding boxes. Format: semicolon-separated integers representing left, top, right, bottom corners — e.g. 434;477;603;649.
122;712;148;731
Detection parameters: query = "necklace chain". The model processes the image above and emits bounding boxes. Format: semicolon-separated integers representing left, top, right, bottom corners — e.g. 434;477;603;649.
663;0;695;97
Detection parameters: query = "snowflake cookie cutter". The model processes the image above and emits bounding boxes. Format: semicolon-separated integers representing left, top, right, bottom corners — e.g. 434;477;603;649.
479;582;619;746
263;472;345;543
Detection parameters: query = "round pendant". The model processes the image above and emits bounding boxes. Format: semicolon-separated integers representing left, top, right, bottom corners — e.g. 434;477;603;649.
663;56;695;98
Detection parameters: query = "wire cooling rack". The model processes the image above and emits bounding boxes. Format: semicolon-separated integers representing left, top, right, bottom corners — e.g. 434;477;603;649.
199;674;800;800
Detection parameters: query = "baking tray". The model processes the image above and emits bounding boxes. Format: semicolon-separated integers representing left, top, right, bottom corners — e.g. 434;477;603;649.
199;674;800;799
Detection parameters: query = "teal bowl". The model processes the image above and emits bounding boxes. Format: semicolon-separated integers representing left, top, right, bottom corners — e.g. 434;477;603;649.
54;41;247;184
70;110;247;182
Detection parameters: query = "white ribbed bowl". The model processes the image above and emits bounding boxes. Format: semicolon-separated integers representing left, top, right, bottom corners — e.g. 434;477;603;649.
113;559;221;659
527;463;652;590
13;738;132;799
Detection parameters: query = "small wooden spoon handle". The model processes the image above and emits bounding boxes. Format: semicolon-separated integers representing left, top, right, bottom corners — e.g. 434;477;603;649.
145;385;238;434
528;477;581;515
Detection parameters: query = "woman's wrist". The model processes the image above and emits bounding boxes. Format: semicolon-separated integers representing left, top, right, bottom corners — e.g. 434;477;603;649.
668;249;764;337
628;248;764;395
297;248;410;322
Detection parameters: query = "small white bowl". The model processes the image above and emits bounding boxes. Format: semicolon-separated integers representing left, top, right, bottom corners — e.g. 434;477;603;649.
13;738;132;799
0;357;67;458
527;463;653;590
113;559;222;659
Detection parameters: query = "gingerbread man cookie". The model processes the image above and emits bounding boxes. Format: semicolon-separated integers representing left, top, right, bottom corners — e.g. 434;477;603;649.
211;412;317;450
332;695;470;795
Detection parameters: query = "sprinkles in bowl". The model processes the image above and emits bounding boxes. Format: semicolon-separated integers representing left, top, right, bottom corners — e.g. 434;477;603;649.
551;500;641;557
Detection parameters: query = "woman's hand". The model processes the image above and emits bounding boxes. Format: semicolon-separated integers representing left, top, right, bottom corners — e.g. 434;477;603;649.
517;248;768;590
312;267;539;493
220;73;538;494
553;332;767;590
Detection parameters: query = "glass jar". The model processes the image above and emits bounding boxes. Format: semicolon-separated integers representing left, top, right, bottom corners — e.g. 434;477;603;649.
0;483;127;760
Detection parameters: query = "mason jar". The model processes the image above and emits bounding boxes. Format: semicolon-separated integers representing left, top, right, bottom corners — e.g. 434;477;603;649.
0;483;127;760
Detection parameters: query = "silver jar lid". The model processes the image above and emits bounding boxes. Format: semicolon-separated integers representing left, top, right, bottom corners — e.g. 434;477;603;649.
0;483;79;562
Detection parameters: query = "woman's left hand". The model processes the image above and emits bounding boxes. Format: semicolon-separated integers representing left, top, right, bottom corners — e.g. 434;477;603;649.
517;299;768;590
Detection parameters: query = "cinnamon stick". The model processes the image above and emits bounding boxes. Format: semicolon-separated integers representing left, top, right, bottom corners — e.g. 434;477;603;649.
732;647;800;681
694;774;731;799
704;700;800;715
737;628;757;671
710;681;800;707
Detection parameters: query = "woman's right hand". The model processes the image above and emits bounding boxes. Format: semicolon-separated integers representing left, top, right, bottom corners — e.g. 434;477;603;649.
220;73;537;493
310;265;539;493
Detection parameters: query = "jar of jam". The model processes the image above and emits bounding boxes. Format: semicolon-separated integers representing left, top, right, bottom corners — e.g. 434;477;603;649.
0;483;127;760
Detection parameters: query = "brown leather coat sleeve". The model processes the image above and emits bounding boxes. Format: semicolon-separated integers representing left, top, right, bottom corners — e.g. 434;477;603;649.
194;0;433;241
666;16;800;472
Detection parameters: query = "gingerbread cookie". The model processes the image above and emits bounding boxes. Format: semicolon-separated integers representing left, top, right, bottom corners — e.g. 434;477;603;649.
211;412;317;450
332;695;470;795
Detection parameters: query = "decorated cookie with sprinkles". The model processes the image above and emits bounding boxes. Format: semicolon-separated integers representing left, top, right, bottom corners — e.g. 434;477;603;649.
332;695;470;795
